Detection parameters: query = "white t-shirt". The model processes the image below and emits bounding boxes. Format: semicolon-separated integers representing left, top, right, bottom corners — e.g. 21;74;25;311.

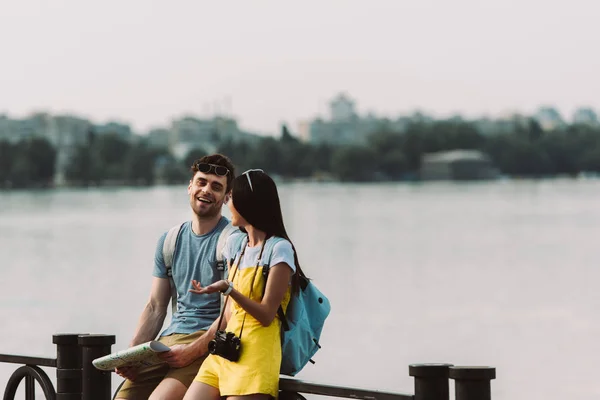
222;234;296;274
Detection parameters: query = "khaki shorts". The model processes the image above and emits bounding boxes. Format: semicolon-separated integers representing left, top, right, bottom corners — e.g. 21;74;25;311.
115;331;208;400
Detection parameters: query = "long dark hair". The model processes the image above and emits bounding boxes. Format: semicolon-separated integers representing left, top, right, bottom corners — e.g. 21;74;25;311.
231;170;306;294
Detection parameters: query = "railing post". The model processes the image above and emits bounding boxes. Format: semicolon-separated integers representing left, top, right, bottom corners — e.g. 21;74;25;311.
53;333;85;400
449;366;496;400
409;363;452;400
78;334;115;400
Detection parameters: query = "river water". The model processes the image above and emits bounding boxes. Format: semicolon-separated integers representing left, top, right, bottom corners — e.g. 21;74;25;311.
1;179;599;400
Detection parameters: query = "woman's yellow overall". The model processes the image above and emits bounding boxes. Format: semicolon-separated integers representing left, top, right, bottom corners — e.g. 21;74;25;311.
195;258;291;398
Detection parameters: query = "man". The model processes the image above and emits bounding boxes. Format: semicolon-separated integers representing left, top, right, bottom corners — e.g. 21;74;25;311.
115;154;236;400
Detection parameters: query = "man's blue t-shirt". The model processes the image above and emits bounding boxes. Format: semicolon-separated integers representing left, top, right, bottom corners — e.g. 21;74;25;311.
153;217;230;336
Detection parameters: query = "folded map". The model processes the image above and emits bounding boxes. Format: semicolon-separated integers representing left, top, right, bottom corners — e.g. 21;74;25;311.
92;341;171;371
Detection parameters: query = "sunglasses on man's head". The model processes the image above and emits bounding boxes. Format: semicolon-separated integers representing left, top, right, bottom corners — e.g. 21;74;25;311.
242;169;264;192
196;163;230;177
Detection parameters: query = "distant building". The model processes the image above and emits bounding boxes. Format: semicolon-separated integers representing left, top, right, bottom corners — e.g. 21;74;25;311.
0;113;92;185
308;93;361;145
420;149;499;181
170;115;259;160
572;107;599;126
146;128;170;149
309;117;364;145
330;93;356;122
306;93;408;146
0;113;53;143
0;111;264;184
0;115;21;143
94;121;133;140
472;113;529;136
534;106;565;131
297;121;311;142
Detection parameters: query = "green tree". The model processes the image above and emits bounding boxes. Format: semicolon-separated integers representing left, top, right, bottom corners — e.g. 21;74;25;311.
579;145;600;172
27;137;57;184
96;133;130;166
254;137;283;174
0;140;14;186
378;150;408;179
331;146;377;182
184;147;209;170
367;131;408;179
281;124;294;143
401;124;425;171
217;139;254;173
126;143;158;185
312;144;333;173
9;138;56;187
66;143;101;186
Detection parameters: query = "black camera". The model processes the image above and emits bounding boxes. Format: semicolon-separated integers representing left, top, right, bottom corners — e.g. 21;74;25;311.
208;330;241;361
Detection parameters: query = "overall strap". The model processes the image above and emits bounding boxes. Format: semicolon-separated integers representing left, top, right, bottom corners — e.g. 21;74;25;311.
217;235;248;330
217;235;267;339
227;232;247;274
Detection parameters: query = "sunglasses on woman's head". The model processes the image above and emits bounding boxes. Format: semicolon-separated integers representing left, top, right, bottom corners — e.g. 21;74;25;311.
196;163;230;177
242;169;264;192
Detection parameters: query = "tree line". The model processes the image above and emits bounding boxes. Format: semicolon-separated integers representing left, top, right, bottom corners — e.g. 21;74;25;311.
2;118;600;188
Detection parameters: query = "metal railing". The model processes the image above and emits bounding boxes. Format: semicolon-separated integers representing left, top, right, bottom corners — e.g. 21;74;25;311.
1;333;496;400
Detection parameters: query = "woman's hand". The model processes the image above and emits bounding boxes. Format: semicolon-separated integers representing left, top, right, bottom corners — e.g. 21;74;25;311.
189;279;228;295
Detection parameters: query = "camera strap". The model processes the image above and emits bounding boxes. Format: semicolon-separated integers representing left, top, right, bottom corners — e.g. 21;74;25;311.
216;235;268;340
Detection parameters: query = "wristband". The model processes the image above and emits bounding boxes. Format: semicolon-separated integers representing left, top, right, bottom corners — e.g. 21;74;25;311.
222;281;234;296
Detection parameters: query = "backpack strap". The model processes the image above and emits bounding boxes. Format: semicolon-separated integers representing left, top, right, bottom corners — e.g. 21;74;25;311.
163;223;184;315
216;222;237;280
259;236;290;331
216;223;241;312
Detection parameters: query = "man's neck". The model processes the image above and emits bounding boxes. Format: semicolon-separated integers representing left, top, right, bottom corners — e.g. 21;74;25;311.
191;214;221;236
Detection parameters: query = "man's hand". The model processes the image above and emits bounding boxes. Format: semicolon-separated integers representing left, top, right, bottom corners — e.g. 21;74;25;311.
115;366;139;381
158;344;198;368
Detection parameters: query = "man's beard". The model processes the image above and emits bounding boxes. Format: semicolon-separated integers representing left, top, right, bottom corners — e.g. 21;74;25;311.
193;202;221;219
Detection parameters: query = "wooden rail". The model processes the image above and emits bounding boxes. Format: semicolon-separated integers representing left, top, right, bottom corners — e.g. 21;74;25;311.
279;377;414;400
0;355;56;368
1;333;496;400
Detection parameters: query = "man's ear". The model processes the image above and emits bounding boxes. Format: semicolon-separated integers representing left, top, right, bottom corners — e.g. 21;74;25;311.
224;194;231;203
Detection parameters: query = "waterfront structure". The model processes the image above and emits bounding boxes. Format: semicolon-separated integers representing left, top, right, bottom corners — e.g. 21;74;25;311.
420;149;499;181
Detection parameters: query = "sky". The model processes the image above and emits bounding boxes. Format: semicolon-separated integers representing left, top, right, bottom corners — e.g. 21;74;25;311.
1;0;599;135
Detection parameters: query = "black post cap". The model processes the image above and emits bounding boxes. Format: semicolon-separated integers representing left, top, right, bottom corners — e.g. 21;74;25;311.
409;363;453;378
77;334;116;346
449;367;496;380
53;334;88;345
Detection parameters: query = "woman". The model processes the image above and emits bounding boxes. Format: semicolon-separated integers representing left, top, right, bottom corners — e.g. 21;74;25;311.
184;169;305;400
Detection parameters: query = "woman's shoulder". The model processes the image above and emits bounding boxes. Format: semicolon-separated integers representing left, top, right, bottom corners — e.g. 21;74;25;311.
267;237;296;272
268;236;292;250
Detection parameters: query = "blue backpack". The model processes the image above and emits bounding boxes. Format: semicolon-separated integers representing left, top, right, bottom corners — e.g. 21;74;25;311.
230;235;331;376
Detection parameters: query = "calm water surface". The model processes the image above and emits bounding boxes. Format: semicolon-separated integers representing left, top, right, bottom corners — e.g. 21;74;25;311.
1;180;599;400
